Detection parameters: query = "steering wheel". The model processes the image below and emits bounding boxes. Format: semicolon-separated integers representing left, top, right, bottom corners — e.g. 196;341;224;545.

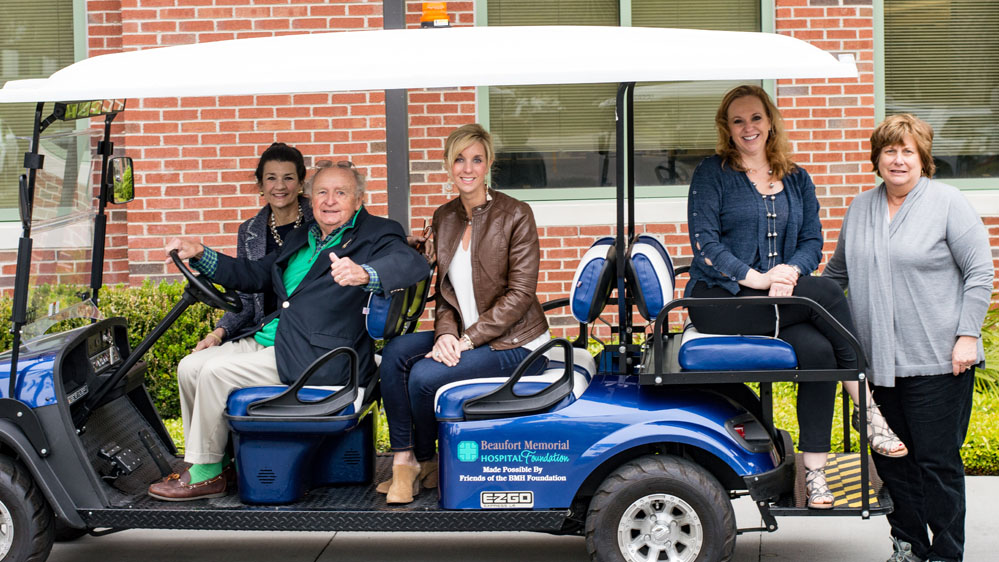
169;249;243;313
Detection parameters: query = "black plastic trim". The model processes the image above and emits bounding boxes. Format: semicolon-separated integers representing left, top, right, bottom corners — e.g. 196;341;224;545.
743;430;795;503
81;508;569;532
462;338;574;421
244;347;358;418
0;420;85;528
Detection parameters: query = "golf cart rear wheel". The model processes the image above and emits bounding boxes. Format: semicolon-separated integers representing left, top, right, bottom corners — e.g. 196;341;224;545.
585;455;735;562
0;456;54;562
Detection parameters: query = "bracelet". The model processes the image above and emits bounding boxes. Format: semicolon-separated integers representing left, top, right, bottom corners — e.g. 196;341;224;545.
205;332;222;344
460;334;474;351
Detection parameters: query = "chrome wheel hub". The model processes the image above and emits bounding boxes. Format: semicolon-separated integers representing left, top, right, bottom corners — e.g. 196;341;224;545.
617;493;703;562
0;500;14;558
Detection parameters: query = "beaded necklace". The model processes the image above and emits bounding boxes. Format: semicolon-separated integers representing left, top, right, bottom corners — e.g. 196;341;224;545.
269;201;304;247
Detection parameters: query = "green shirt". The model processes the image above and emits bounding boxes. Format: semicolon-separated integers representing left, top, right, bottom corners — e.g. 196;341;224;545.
253;210;360;347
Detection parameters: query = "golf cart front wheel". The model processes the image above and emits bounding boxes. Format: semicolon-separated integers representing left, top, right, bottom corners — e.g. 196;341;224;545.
585;454;735;562
0;456;54;562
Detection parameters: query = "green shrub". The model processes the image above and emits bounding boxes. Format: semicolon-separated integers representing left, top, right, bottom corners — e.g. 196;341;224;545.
975;302;999;393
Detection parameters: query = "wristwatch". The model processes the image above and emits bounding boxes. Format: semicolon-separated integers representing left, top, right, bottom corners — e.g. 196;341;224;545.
460;334;474;351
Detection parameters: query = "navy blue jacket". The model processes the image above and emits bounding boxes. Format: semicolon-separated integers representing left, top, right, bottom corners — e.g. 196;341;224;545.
685;155;823;295
216;196;312;340
211;208;430;387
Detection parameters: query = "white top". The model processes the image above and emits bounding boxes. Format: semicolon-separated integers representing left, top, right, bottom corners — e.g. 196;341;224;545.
0;27;857;103
448;238;551;352
448;240;478;330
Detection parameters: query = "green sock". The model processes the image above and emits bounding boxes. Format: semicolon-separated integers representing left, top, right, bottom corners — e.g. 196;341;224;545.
222;452;232;467
187;461;223;484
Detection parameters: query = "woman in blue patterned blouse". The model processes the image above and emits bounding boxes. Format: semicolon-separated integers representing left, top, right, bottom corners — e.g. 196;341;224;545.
685;85;906;509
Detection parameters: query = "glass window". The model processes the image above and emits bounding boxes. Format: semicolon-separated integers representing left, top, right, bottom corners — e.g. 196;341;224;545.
0;0;77;221
884;0;999;180
486;0;761;191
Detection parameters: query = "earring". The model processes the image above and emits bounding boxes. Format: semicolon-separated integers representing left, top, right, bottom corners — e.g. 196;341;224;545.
259;189;264;196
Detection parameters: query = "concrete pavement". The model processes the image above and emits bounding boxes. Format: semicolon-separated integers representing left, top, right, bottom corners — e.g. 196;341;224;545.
47;477;998;561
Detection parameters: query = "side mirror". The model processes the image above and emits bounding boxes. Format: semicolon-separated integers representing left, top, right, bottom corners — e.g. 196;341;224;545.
109;157;134;204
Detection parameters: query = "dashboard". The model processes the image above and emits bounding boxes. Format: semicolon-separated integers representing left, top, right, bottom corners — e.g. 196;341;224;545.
58;319;130;408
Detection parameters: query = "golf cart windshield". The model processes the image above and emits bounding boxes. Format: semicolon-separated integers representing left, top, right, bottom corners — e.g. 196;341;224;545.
16;127;104;344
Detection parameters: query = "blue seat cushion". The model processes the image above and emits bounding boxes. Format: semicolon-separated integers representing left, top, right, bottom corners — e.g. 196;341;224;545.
435;347;597;421
678;326;797;371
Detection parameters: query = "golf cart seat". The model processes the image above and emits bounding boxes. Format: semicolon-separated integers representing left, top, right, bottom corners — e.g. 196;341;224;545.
224;280;432;505
625;234;800;372
224;347;375;505
432;237;617;423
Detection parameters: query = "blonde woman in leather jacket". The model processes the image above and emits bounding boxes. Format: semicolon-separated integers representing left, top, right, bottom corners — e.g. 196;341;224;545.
377;124;550;504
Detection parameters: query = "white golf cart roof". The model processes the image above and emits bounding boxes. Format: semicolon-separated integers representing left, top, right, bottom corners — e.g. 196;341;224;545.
0;26;856;102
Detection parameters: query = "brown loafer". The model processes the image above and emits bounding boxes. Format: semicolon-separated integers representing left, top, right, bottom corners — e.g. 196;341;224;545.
148;469;228;501
222;463;237;487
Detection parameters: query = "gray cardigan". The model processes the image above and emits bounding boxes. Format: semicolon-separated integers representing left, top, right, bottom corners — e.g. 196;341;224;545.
823;177;993;387
215;196;312;339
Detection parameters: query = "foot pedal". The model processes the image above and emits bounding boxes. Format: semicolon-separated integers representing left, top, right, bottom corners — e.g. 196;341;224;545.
138;429;174;478
98;442;142;479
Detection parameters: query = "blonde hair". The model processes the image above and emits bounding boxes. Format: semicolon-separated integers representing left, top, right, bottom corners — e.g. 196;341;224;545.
714;85;796;180
869;114;935;178
443;123;495;176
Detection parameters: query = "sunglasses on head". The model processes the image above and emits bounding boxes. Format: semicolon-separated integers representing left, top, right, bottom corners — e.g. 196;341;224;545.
314;160;355;169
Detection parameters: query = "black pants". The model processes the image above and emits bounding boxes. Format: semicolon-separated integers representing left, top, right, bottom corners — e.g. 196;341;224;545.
872;370;975;562
689;276;858;453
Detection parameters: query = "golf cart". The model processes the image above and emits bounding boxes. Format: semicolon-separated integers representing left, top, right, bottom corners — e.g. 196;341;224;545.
0;26;886;562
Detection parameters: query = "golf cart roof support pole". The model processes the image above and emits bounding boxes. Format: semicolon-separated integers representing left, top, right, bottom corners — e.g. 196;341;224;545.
615;82;635;375
383;0;410;228
88;112;118;307
7;102;46;399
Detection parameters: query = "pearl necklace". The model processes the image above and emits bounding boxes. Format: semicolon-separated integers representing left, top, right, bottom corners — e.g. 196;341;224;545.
269;201;304;247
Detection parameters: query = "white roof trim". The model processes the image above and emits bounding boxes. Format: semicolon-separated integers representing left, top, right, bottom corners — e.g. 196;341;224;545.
0;26;858;103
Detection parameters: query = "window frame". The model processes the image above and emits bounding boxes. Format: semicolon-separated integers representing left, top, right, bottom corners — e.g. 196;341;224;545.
474;0;776;216
0;0;88;248
873;0;999;191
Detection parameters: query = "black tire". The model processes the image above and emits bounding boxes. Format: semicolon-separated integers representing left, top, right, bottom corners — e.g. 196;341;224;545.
585;455;736;562
0;456;54;562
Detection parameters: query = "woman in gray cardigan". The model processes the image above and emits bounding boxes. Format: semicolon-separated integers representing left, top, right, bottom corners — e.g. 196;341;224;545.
194;142;312;350
824;114;993;562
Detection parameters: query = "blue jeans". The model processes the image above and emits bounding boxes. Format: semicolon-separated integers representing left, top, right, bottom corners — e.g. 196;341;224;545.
872;369;975;562
380;331;533;461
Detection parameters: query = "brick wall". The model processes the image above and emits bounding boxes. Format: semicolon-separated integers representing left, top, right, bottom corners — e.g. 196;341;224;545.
8;1;994;332
107;0;388;280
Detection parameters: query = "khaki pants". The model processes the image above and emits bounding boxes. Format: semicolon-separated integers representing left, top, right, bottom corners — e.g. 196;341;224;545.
177;337;281;464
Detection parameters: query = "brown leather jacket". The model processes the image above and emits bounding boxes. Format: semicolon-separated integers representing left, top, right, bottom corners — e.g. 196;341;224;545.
431;188;548;350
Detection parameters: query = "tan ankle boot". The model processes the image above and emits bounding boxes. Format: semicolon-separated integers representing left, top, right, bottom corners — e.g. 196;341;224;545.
377;459;437;493
386;464;421;504
419;460;438;490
